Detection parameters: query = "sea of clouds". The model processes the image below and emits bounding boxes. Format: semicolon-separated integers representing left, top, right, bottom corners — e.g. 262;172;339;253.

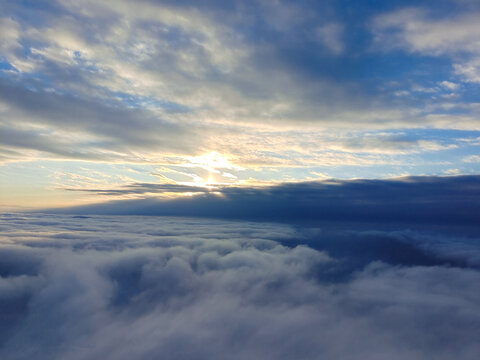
1;213;479;360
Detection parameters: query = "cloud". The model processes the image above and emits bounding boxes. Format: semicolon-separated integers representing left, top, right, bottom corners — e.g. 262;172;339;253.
1;0;480;176
330;133;457;154
439;81;460;90
0;213;479;359
315;23;344;55
464;155;480;163
0;2;469;129
372;8;480;54
64;183;216;196
54;175;480;226
454;58;480;83
372;8;480;83
0;78;200;162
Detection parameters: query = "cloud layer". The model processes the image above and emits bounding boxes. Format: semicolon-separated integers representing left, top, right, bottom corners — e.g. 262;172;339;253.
57;175;480;226
1;213;479;360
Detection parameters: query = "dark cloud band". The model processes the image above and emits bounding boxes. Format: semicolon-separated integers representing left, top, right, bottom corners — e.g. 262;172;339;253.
54;175;480;226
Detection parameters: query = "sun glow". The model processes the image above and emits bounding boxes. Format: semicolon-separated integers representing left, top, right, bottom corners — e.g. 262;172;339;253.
186;152;241;172
182;151;243;186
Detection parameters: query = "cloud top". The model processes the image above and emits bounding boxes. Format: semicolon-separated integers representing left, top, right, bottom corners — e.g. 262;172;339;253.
1;213;479;359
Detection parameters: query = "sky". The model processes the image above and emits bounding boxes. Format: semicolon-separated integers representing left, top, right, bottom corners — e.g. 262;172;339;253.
1;2;480;358
1;0;480;209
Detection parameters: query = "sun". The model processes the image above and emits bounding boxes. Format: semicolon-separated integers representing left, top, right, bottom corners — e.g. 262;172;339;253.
182;151;243;186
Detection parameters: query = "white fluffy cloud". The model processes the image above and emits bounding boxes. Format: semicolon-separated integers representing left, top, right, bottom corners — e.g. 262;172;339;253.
0;213;479;359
